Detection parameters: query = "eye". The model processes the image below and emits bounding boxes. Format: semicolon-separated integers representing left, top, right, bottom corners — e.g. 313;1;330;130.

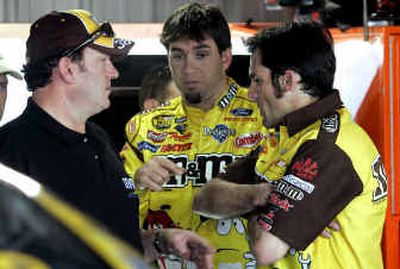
250;74;261;85
170;53;184;61
216;219;232;235
232;218;245;234
195;51;209;59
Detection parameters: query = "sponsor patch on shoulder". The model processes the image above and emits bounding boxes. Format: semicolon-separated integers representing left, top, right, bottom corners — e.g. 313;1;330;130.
322;114;338;133
147;131;168;143
127;121;136;135
290;158;319;181
230;107;253;116
218;83;238;109
152;114;175;130
282;174;315;194
137;141;159;153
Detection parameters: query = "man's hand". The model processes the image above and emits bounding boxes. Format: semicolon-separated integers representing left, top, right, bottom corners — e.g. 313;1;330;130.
320;220;340;238
134;157;185;191
194;179;273;219
159;228;214;269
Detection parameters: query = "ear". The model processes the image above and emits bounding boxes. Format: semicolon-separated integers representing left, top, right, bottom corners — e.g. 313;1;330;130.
143;98;160;110
279;70;301;92
57;57;77;84
221;48;233;72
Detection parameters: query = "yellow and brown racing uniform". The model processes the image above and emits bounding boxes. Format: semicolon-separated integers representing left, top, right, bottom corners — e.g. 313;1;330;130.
121;78;268;269
222;90;387;269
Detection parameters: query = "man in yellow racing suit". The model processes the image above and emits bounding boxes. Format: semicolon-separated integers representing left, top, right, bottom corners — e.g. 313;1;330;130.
122;77;266;268
193;23;387;269
121;3;271;268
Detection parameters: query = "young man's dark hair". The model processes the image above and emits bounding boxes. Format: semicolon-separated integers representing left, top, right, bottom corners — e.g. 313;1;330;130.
139;65;176;110
160;2;231;53
246;23;336;98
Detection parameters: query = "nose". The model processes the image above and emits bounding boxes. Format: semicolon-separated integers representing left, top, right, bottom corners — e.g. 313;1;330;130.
183;55;197;74
248;82;258;101
107;60;119;79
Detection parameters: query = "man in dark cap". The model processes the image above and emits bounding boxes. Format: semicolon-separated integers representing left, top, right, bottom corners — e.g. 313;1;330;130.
0;9;213;268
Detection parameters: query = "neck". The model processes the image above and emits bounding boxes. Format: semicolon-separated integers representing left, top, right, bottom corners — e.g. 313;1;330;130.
186;77;230;111
32;86;87;134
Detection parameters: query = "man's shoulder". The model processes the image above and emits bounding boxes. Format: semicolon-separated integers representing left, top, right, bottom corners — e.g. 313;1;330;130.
124;97;183;140
218;82;260;112
0;115;32;141
0;116;35;164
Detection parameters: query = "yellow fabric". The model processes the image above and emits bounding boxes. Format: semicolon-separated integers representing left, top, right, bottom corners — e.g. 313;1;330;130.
121;78;269;268
66;9;113;49
0;251;50;269
256;108;387;269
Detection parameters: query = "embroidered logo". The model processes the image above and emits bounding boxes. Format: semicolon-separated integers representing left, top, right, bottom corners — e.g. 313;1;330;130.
169;132;192;141
137;141;158;153
224;117;257;122
282;174;315;194
160;143;192;152
230;108;253;116
152;114;175;130
322;114;338;133
218;83;238;109
276;180;304;201
175;124;187;134
147;131;167;143
268;192;293;212
291;158;319;181
204;124;236;143
175;116;187;124
121;176;136;191
127;121;136;135
235;132;263;148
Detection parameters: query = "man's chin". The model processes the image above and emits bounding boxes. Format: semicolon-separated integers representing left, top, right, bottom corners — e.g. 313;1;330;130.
184;92;202;104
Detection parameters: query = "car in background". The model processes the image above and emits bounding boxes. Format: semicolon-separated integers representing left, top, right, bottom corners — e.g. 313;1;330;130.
0;163;152;269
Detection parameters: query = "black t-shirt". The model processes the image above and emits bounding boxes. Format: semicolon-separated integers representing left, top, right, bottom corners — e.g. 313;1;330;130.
0;99;143;252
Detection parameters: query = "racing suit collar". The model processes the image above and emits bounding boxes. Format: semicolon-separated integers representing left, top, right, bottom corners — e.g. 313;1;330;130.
279;90;343;137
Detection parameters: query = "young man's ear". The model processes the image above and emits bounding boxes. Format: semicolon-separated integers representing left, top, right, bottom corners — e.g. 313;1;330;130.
279;70;301;92
221;48;233;72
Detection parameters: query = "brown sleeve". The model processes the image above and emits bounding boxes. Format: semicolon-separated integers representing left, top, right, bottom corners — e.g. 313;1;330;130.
266;141;363;250
219;147;262;184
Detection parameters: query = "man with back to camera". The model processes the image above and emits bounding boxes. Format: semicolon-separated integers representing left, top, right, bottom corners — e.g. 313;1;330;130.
139;65;180;111
120;2;269;268
0;9;214;268
193;22;388;268
0;53;23;121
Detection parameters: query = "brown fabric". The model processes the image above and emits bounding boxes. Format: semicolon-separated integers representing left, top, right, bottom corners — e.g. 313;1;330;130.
26;10;133;64
269;140;363;250
219;147;262;184
279;90;343;136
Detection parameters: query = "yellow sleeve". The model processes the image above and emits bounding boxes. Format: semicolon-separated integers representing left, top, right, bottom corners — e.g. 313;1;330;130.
120;114;144;179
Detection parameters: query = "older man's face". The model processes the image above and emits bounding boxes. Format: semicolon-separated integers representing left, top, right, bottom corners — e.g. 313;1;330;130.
0;74;8;121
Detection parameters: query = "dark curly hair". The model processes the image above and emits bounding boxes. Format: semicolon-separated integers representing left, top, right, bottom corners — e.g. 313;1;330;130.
160;2;231;54
22;50;83;92
247;22;336;98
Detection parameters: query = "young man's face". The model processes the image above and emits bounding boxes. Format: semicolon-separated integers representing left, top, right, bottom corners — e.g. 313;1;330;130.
248;49;285;128
168;36;231;109
73;47;119;116
0;74;8;121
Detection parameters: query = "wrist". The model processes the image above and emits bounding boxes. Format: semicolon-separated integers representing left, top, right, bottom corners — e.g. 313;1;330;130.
153;229;171;255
